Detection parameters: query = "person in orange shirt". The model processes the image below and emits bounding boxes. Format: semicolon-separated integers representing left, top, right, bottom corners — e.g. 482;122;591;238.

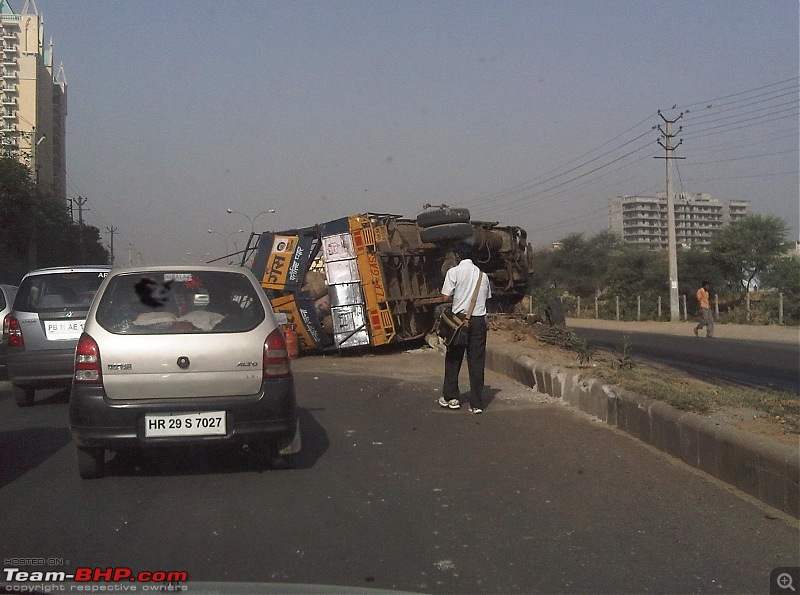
694;281;714;338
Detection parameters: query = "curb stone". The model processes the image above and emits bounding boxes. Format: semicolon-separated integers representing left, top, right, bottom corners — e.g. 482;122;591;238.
486;343;799;518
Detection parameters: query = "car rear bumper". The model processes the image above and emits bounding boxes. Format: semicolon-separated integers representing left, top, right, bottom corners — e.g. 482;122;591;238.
69;378;298;451
7;348;75;388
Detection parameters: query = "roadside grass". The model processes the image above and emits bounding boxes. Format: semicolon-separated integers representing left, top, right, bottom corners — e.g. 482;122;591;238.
591;361;799;434
512;318;800;435
490;316;799;436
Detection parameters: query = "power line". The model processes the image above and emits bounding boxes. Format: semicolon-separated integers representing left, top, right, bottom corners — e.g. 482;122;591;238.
474;148;660;219
683;170;798;182
511;79;798;246
465;80;797;230
688;131;798;156
682;89;798;124
675;76;799;111
683;97;798;130
472;140;656;218
681;148;798;167
683;105;799;138
683;110;799;141
461;112;658;208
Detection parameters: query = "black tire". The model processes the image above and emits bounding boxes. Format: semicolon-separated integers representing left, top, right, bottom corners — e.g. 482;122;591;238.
419;223;474;244
14;386;35;407
416;207;470;228
77;446;105;479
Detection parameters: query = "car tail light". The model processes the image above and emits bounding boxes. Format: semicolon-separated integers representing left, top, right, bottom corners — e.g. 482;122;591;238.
3;315;23;348
74;333;102;384
263;327;291;378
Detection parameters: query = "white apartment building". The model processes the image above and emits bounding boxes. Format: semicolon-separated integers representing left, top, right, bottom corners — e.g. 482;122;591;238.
609;193;750;250
0;0;66;202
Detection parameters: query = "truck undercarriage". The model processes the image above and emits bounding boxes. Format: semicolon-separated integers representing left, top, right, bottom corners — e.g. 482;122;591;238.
239;208;533;353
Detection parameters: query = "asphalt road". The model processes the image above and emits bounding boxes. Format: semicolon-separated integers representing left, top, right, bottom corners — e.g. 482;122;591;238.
0;352;798;594
567;324;800;394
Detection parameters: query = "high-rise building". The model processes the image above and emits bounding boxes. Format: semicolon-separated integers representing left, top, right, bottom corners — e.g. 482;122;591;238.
0;0;66;203
609;193;749;250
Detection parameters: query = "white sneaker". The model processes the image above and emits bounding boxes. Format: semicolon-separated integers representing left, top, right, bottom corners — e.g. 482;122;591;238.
469;407;483;414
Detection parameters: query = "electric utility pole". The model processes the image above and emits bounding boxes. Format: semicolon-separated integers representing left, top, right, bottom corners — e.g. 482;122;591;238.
74;196;89;262
656;111;685;322
106;226;118;265
74;195;88;225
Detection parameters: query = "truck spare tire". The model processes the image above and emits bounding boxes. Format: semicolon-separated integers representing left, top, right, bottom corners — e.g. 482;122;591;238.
419;222;474;243
416;207;470;228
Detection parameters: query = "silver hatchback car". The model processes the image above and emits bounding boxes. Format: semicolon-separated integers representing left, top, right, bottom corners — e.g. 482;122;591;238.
69;265;300;479
4;266;111;406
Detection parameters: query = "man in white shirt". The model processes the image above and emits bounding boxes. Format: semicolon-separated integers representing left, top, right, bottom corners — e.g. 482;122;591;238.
438;242;492;413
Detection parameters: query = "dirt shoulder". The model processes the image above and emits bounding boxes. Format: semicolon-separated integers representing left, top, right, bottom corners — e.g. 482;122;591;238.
486;317;799;448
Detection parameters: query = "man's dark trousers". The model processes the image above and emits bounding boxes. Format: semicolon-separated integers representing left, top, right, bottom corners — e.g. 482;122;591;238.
443;315;487;409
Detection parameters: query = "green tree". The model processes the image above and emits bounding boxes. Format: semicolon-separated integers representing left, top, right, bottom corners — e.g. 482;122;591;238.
710;214;790;294
0;156;37;282
0;155;109;283
606;244;666;300
677;247;725;298
760;256;800;294
530;231;623;297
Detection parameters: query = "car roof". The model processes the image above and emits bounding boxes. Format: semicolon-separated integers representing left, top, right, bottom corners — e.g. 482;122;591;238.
108;264;249;274
22;265;111;276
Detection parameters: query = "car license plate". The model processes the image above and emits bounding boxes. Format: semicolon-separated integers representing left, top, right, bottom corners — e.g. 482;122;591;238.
44;319;85;340
144;411;226;438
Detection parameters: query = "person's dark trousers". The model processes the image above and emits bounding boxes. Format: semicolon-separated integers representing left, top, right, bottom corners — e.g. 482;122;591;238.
442;315;487;409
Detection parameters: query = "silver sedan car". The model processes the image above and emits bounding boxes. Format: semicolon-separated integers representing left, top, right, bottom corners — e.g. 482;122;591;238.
69;265;300;479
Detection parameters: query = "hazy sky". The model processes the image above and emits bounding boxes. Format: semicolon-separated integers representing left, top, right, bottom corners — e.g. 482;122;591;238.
20;0;800;263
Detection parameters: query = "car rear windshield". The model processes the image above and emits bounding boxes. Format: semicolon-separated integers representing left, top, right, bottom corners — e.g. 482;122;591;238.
95;270;266;334
14;271;109;313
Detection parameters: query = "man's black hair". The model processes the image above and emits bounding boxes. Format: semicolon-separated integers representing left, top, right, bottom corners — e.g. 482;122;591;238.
454;242;472;259
701;280;710;286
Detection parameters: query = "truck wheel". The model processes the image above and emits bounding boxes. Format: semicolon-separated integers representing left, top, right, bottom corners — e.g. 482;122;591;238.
77;446;105;479
416;208;470;228
14;386;35;407
419;223;474;243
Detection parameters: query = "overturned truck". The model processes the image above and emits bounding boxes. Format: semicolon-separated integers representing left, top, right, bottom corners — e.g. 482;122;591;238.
241;208;533;353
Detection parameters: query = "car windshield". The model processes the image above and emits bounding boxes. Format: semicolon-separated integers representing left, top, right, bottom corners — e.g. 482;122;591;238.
14;271;108;312
95;270;265;334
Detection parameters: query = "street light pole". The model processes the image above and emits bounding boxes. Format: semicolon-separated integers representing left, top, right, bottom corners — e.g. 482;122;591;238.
207;229;244;264
226;208;276;235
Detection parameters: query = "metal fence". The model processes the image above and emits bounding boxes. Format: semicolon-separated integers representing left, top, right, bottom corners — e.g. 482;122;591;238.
532;293;799;326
